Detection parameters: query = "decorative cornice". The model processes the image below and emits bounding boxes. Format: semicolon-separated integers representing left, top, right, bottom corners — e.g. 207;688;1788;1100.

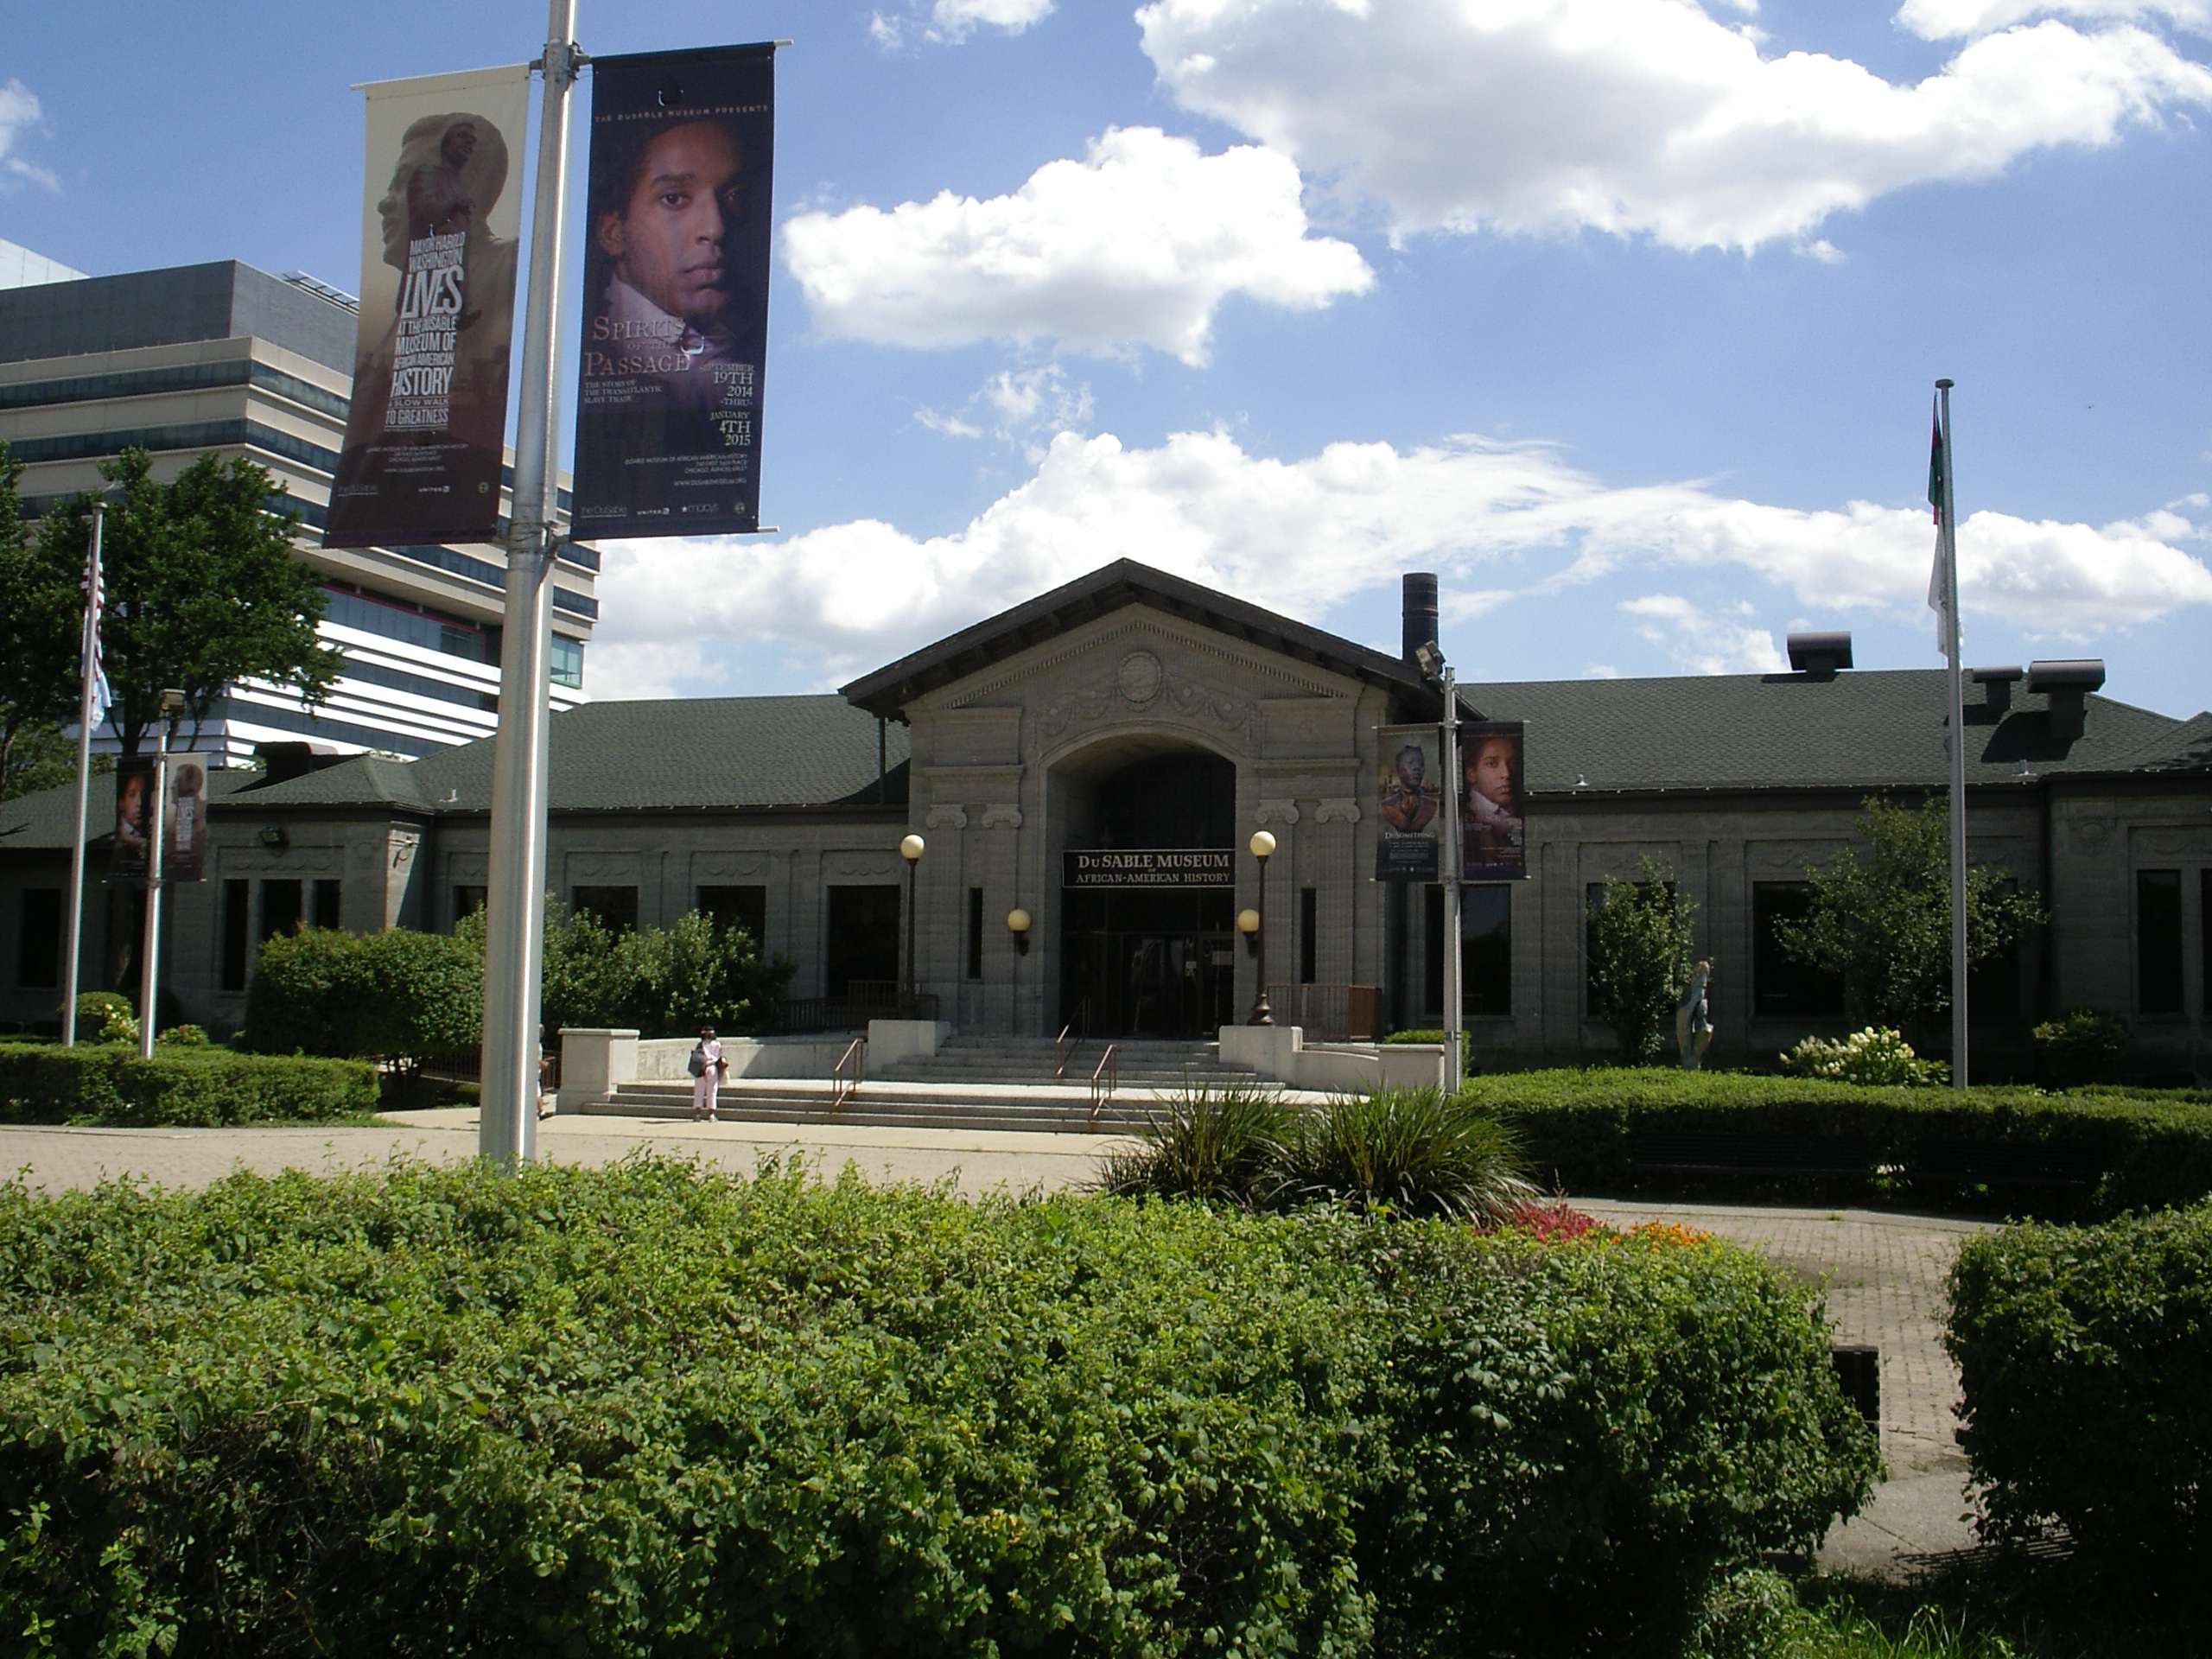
1314;798;1363;824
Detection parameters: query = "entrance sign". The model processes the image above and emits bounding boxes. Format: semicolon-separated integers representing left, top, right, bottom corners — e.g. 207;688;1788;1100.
1374;724;1442;882
326;66;530;550
1460;721;1527;881
572;43;776;538
1065;849;1234;889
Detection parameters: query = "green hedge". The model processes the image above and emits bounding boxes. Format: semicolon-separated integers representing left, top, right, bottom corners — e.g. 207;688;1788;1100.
1460;1067;2212;1215
245;925;483;1059
1946;1200;2212;1606
0;1043;378;1127
0;1160;1873;1656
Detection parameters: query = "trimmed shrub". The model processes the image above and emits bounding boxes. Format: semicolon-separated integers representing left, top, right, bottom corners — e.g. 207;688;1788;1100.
245;924;482;1059
155;1021;209;1047
0;1160;1874;1656
0;1043;378;1126
1946;1201;2212;1606
1462;1067;2212;1216
73;990;133;1039
2031;1007;2130;1088
1780;1026;1946;1087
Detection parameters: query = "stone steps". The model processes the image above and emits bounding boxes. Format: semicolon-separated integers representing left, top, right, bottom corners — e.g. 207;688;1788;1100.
586;1078;1153;1135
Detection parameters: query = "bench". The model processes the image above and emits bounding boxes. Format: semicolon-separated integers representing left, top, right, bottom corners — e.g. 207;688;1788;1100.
1902;1141;2105;1190
1632;1129;1877;1179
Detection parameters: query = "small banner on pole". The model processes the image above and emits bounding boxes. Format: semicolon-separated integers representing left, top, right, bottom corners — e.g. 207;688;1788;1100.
571;43;776;539
1374;724;1443;882
325;65;531;550
1460;721;1527;881
163;754;209;883
109;760;156;884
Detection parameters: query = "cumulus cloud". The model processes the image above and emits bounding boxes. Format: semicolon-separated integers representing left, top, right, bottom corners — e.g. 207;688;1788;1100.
1899;0;2212;36
871;0;1055;47
586;427;2212;696
1134;0;2212;251
782;126;1373;363
918;365;1096;453
0;79;58;192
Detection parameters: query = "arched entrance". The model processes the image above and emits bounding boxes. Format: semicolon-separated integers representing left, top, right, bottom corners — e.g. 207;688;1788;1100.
1058;749;1238;1038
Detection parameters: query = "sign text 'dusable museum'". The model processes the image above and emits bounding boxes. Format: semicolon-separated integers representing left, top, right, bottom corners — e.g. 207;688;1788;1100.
1064;849;1235;888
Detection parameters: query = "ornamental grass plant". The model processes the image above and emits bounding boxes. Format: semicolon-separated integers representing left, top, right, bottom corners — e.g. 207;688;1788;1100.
1093;1078;1296;1207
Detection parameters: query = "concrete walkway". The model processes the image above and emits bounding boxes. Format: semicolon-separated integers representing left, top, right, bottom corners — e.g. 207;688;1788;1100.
0;1119;1984;1574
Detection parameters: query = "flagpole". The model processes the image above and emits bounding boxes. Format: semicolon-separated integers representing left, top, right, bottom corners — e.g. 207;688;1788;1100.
480;0;581;1169
1938;378;1967;1091
59;501;103;1047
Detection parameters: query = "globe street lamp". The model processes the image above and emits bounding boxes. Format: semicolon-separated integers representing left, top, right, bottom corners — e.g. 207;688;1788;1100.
1006;906;1032;956
899;833;925;1011
1246;829;1276;1026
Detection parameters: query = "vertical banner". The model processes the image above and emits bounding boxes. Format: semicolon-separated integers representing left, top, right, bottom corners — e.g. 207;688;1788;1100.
163;754;209;883
325;66;530;550
573;43;776;538
110;759;155;884
1460;721;1528;880
1374;725;1443;882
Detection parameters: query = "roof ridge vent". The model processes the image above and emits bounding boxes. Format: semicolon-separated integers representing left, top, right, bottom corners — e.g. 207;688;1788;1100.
1785;630;1853;678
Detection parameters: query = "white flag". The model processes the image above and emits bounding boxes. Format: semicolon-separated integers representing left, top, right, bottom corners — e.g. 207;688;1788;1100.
1927;531;1950;659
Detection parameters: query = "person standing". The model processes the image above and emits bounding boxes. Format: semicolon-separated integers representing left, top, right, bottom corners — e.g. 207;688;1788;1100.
690;1024;726;1121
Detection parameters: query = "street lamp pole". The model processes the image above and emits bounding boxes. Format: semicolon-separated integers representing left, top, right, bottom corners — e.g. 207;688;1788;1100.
1247;830;1276;1025
900;833;925;1010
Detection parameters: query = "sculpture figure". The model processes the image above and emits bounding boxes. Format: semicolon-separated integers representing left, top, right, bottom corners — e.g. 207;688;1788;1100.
1675;959;1715;1071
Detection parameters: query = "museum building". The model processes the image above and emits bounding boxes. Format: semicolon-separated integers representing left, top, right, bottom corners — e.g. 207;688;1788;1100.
4;560;2209;1077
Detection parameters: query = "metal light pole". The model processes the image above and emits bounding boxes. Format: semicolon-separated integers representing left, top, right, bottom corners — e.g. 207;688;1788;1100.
135;688;184;1057
480;0;582;1168
1247;830;1275;1025
1439;664;1463;1094
1937;378;1968;1090
60;501;104;1047
899;833;925;1009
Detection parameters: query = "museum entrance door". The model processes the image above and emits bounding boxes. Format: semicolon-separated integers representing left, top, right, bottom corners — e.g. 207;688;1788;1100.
1058;749;1238;1039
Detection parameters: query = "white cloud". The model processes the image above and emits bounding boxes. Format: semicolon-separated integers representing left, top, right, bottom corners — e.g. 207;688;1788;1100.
781;126;1374;364
916;366;1096;453
931;0;1055;38
1621;594;1789;674
587;427;2212;696
1134;0;2212;251
0;79;58;193
1898;0;2212;38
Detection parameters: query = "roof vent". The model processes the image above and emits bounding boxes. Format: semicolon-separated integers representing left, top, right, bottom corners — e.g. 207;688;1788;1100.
1786;630;1853;677
2026;659;2105;741
1971;664;2023;715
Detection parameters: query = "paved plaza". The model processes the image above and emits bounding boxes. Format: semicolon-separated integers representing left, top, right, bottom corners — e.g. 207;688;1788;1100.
2;1114;1988;1574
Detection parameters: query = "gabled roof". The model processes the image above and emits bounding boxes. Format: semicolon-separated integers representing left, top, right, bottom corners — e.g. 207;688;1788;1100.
840;558;1427;720
0;766;258;854
224;695;910;816
1468;670;2198;795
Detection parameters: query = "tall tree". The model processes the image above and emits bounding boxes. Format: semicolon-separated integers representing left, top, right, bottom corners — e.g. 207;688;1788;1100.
1777;796;2044;1040
1586;856;1696;1064
0;443;82;791
32;448;341;754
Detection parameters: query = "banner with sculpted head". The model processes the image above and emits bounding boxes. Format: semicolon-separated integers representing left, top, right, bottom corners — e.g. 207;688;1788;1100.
572;44;776;540
325;66;529;550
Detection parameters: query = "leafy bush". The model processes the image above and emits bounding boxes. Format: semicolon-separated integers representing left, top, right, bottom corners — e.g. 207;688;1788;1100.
1283;1085;1533;1221
1586;857;1697;1062
1460;1066;2212;1217
0;1043;378;1126
73;990;133;1040
245;923;483;1059
1095;1079;1295;1206
0;1160;1874;1656
1780;1027;1946;1087
1946;1200;2212;1608
542;904;791;1036
154;1021;209;1048
2031;1007;2130;1088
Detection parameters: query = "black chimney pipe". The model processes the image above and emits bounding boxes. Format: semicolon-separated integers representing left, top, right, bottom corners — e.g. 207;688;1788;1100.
1402;572;1439;667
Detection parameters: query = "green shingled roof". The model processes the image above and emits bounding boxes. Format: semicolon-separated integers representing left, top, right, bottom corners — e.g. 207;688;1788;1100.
1464;669;2193;795
233;695;910;815
0;766;257;854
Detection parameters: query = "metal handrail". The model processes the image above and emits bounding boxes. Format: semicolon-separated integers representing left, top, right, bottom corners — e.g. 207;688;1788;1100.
830;1036;865;1114
1088;1043;1118;1132
1054;1021;1077;1082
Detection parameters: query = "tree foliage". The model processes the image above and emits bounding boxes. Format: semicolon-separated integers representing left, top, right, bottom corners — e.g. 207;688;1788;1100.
1777;796;2043;1036
29;447;340;754
1586;857;1697;1063
0;444;81;794
541;903;791;1036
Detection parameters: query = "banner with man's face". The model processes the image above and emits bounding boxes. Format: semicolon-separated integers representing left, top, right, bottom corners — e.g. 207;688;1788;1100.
572;44;776;539
324;65;530;550
109;759;156;884
1460;721;1528;881
1375;725;1443;882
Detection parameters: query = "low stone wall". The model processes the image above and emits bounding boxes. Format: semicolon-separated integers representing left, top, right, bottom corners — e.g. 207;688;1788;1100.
556;1028;867;1110
1217;1027;1445;1093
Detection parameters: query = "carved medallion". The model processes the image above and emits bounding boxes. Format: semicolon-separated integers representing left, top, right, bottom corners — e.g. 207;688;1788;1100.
1117;651;1163;706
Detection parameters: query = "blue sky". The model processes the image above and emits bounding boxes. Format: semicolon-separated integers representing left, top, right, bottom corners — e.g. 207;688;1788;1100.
4;0;2209;715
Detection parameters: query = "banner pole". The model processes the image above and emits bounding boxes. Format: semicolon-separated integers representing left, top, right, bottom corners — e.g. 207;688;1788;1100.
137;714;169;1058
480;0;581;1169
60;502;103;1046
1440;664;1463;1094
1939;378;1967;1091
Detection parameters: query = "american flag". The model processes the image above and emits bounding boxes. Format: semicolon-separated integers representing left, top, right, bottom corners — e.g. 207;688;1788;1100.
81;530;112;729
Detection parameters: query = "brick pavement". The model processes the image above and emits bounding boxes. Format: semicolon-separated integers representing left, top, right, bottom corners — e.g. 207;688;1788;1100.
1;1121;1981;1573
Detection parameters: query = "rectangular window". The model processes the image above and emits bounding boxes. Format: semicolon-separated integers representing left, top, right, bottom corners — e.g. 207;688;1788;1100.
826;886;902;998
550;633;584;690
966;887;985;980
259;880;302;944
1753;881;1847;1018
105;887;146;993
16;888;61;988
696;885;766;946
2203;871;2211;1018
2139;868;2184;1014
1464;885;1512;1016
221;880;250;990
1299;887;1319;983
572;886;639;934
313;880;342;931
1968;878;2022;1020
1424;885;1444;1019
454;885;487;926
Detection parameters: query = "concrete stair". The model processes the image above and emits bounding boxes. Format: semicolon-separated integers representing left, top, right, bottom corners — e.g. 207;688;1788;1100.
874;1036;1258;1089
